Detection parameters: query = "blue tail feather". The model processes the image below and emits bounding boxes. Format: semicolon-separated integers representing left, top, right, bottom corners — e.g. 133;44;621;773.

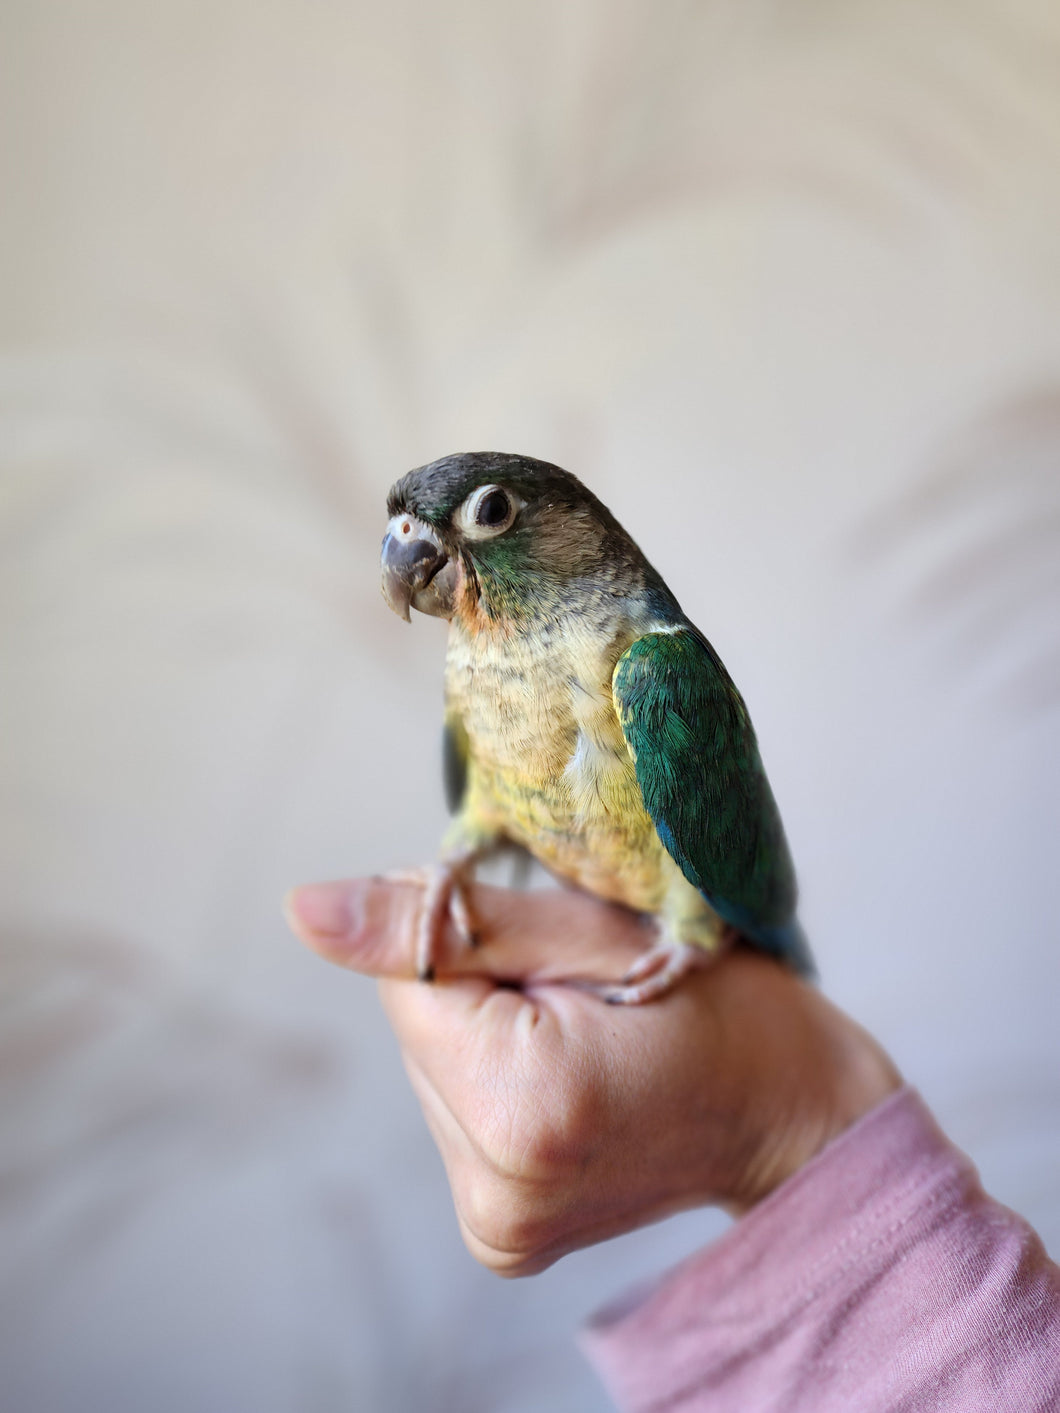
745;918;817;980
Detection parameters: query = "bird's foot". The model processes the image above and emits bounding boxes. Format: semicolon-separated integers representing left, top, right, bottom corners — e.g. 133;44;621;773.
604;936;710;1005
395;859;479;982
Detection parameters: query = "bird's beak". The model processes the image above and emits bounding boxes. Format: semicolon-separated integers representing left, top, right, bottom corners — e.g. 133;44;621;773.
380;514;457;621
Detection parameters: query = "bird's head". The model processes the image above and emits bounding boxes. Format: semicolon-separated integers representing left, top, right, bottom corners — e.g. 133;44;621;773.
380;451;650;624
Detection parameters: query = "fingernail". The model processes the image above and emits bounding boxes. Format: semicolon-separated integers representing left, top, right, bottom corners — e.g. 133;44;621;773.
284;882;353;937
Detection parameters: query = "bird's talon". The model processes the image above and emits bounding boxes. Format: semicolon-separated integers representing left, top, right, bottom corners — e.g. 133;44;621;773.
411;856;486;979
447;878;481;951
607;941;706;1004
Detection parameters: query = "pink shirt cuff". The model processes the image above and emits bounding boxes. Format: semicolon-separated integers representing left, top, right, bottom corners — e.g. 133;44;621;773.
581;1087;1060;1412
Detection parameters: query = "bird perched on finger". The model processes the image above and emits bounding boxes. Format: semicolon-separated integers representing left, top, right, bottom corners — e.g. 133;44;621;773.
380;451;814;1002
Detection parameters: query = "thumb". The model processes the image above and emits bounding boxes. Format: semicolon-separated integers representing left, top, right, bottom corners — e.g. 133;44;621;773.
284;875;652;987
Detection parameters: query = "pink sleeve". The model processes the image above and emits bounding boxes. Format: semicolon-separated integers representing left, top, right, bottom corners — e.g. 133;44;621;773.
581;1087;1060;1412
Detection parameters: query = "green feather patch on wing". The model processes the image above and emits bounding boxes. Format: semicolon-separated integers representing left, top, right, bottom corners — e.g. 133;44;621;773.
442;715;469;815
612;629;798;935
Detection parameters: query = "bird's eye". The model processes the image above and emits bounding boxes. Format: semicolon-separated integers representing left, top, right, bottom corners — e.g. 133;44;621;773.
456;484;521;538
475;488;510;527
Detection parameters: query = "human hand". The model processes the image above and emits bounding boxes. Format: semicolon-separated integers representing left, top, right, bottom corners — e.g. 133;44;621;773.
285;877;901;1276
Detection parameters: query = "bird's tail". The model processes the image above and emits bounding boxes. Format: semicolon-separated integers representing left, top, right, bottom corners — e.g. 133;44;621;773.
747;918;818;981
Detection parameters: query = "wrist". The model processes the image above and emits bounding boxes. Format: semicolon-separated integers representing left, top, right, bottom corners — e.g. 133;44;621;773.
709;953;902;1214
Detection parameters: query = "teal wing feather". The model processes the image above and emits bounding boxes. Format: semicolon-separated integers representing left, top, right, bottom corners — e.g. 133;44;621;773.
442;715;468;815
612;629;815;976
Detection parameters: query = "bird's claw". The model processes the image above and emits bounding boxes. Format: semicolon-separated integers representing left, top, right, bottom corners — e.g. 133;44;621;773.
605;938;707;1004
414;859;480;981
448;882;480;949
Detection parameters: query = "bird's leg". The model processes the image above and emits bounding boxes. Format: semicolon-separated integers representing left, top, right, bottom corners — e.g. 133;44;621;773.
603;931;707;1005
401;850;478;981
403;815;505;982
429;841;535;969
604;889;731;1004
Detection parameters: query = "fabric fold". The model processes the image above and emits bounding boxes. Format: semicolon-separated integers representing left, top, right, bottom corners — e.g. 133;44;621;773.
581;1087;1060;1412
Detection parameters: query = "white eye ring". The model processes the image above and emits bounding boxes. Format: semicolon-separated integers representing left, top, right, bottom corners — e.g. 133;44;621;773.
454;484;522;539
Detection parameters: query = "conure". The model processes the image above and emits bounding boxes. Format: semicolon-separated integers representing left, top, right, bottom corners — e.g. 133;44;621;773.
380;451;814;1001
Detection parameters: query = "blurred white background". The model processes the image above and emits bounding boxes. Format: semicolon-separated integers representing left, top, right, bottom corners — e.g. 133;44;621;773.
2;3;1059;1409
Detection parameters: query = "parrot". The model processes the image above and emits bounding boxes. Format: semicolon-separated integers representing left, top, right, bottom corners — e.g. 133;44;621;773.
379;451;814;1002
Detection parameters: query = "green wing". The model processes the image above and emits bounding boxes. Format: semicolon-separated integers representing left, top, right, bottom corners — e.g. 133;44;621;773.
442;713;469;815
612;628;813;974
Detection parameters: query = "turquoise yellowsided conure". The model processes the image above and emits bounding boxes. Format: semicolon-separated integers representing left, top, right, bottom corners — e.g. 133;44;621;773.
380;452;814;1002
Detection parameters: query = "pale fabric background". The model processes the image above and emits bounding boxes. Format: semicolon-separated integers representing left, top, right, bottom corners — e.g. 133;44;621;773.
2;3;1059;1410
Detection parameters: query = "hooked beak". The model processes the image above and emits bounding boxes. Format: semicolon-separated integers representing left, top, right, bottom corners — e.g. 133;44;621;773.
380;514;458;621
